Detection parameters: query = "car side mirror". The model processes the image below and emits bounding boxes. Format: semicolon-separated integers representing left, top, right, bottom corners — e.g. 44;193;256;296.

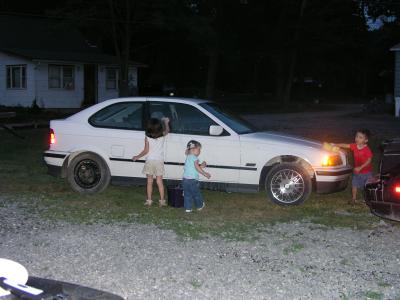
209;125;224;136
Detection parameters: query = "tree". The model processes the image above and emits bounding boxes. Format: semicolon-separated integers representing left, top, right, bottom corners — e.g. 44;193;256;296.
108;0;133;97
50;0;166;97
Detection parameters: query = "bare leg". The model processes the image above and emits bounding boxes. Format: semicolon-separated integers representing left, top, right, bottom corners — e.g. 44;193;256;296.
351;186;357;203
146;175;154;202
156;176;166;205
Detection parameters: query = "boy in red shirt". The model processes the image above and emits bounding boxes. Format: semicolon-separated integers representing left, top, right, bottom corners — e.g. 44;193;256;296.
334;129;373;204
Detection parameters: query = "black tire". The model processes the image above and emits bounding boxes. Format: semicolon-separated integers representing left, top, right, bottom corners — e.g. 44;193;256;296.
67;152;111;193
265;163;312;206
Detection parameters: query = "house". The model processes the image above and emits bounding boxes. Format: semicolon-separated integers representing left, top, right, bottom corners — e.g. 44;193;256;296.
0;15;145;108
390;42;400;117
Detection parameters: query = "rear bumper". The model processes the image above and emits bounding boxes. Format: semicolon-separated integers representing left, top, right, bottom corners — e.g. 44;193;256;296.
43;151;67;177
314;166;352;194
367;201;400;222
46;164;62;177
365;181;400;222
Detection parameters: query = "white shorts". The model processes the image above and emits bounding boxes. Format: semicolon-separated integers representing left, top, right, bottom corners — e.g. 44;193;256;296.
142;160;164;177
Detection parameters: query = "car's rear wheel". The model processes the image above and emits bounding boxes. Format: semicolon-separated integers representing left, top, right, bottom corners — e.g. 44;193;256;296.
67;152;110;193
265;163;311;205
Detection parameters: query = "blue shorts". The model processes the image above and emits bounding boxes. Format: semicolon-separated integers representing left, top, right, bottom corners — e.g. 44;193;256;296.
352;172;373;188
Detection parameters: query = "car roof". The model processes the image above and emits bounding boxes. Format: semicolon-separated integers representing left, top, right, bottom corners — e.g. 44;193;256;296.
66;97;211;121
103;96;209;105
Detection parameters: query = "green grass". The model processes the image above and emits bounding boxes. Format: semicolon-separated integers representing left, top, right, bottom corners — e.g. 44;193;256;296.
0;129;391;240
365;291;384;300
189;279;202;289
283;242;304;255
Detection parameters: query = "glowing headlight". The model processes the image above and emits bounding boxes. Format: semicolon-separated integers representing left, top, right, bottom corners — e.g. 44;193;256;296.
322;155;342;166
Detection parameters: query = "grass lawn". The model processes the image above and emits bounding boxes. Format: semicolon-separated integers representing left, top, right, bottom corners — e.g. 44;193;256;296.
0;129;386;240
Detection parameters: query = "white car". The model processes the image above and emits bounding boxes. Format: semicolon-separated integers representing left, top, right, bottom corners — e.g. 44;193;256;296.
43;97;352;205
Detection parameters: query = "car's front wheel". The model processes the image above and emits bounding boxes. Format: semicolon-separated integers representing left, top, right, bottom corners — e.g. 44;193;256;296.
67;152;111;193
265;163;312;205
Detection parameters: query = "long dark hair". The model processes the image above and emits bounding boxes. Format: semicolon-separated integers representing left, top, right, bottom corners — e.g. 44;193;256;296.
145;118;164;139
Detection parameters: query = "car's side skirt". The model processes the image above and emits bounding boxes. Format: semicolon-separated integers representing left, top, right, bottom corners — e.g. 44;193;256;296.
111;176;259;193
109;157;258;171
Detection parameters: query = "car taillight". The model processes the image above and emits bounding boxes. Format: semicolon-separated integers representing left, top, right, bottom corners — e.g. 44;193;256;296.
395;185;400;194
391;183;400;200
50;129;56;145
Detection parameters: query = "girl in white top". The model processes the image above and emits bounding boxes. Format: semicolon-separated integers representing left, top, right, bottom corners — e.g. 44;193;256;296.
133;117;170;206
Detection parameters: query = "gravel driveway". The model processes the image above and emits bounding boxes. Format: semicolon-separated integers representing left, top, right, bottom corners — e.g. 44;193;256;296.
1;197;400;300
2;106;400;299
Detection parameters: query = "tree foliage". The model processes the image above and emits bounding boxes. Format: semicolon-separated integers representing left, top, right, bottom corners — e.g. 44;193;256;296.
1;0;397;101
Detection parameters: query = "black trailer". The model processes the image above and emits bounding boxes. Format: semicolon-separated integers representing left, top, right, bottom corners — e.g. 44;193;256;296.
365;138;400;221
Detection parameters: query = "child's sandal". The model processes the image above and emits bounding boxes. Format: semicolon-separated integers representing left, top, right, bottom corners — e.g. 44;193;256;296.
159;199;167;207
144;199;153;206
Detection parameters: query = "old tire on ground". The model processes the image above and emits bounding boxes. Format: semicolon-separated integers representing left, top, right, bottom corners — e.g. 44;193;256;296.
265;163;311;206
67;152;110;193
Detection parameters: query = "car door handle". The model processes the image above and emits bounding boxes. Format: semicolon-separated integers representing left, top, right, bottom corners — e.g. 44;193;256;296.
245;163;256;167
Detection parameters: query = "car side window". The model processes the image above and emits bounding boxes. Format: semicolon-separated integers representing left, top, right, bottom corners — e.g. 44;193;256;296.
148;102;218;135
89;102;143;130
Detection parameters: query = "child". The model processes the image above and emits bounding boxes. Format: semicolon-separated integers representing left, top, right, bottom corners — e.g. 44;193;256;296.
183;140;211;213
133;117;170;206
333;129;373;204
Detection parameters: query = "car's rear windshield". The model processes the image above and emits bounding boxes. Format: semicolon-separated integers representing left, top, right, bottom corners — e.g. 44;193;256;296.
199;102;256;134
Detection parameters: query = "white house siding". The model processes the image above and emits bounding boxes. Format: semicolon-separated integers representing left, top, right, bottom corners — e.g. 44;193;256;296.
0;52;140;108
35;62;84;108
97;65;138;103
0;52;36;107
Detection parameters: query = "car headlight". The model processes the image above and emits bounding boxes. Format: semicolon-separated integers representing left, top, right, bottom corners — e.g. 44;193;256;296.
322;155;342;166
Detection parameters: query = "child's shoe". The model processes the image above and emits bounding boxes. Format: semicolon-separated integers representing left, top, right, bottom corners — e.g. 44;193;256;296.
197;203;205;211
144;199;152;206
185;209;192;213
348;199;356;205
159;199;167;207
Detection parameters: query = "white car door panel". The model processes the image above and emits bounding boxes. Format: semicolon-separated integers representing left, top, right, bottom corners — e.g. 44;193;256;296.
86;101;146;178
148;101;240;183
176;134;240;183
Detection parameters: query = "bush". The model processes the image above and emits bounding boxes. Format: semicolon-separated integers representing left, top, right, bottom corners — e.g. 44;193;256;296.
30;99;41;114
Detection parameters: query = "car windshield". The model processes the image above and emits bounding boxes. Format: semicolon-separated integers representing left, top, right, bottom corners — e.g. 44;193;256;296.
199;102;256;134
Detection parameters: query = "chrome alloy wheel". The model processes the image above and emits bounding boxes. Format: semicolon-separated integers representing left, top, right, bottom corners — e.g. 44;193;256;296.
270;169;305;204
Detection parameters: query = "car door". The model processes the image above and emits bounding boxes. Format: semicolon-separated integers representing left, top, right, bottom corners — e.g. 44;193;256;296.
148;101;240;183
147;101;184;180
88;101;145;178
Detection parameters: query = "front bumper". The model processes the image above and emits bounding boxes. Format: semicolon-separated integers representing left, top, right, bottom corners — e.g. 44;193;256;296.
315;179;348;193
314;166;353;194
365;180;400;222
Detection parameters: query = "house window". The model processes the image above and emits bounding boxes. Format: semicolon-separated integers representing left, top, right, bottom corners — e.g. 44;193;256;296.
49;65;75;89
6;65;26;89
106;68;119;90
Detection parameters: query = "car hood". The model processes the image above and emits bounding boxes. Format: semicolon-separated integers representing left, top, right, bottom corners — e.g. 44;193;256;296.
240;131;323;150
